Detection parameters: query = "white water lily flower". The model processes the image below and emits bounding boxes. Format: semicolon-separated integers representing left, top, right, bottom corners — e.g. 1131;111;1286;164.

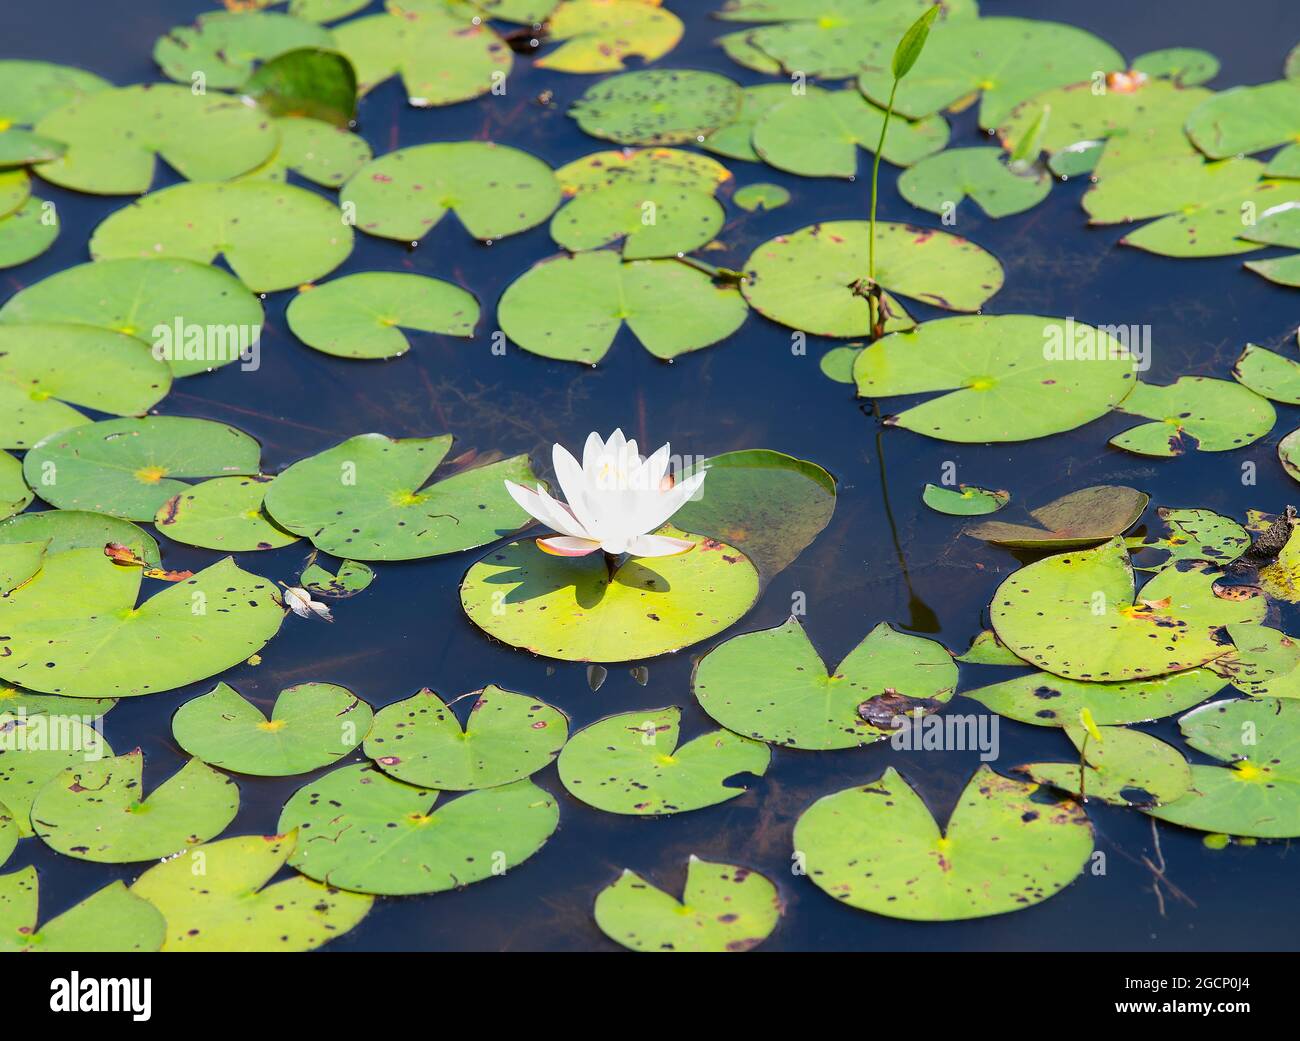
505;429;706;558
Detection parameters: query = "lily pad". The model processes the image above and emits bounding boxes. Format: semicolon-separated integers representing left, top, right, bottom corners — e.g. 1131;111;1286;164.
794;765;1093;920
0;510;160;568
0;542;46;596
153;11;333;89
497;251;748;363
741;221;1004;337
557;706;769;814
856;16;1122;129
1245;253;1300;288
333;0;511;107
89;180;352;293
364;685;567;790
1146;698;1300;838
900;147;1050;218
702;83;796;162
569;69;743;146
1130;506;1249;572
23;417;262;521
461;529;759;662
32;753;238;862
1186;80;1300;159
263;433;536;561
965;486;1148;549
1132;48;1220;86
0;258;265;378
173;681;372;776
0;808;12;869
556;147;732;195
989;537;1265;682
0;685;116;720
0;60;111;128
854;315;1136;443
1109;377;1275;457
551;181;724;259
33;84;278;194
155;476;299;552
0;712;112;837
672;448;835;581
1019;724;1192;807
922;483;1008;516
0;200;58;269
1224;624;1300;699
240;117;372;187
594;857;780;952
340;141;560;243
537;0;683;73
0;453;31;521
733;182;790;211
0;323;172;450
752;87;950;177
131;832;371;952
955;629;1027;666
0;548;283;698
278;763;559;895
301;558;374;596
242;47;357;127
693;617;956;749
286;273;479;359
0;867;164;953
964;667;1227;727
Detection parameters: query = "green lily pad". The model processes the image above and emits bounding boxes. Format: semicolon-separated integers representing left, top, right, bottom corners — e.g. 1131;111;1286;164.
1234;341;1300;403
964;486;1149;549
556;147;732;195
1265;142;1300;178
0;712;112;837
461;529;759;663
340;141;560;243
0;199;58;269
922;483;1009;516
537;0;683;73
173;681;372;776
551;181;724;259
0;867;164;953
0;685;116;719
1130;507;1249;572
0;509;160;568
498;251;748;363
242;47;357;127
795;765;1093;920
964;667;1227;727
89;180;352;293
0;129;65;167
301;558;374;596
733;182;790;211
278;763;559;895
673;448;835;582
0;453;31;521
263;433;536;561
742;221;1004;337
1147;698;1300;838
32;753;238;862
1224;624;1300;699
752;87;949;177
569;69;743;146
155;476;299;552
558;706;769;815
702;83;796;162
0;323;172;450
153;11;333;89
857;16;1122;129
999;80;1210;183
286;273;479;359
0;169;28;215
364;685;567;790
1020;724;1192;807
1110;377;1275;457
594;856;780;952
0;807;12;869
854;315;1136;443
0;541;46;596
0;548;283;698
900;146;1050;218
818;344;861;383
0;60;111;128
990;537;1265;682
1245;253;1300;287
1241;202;1300;253
33;84;278;194
333;0;511;107
240;117;372;187
23;417;263;521
131;832;371;952
0;258;265;378
955;629;1027;666
1133;47;1220;86
1187;79;1300;159
693;618;956;749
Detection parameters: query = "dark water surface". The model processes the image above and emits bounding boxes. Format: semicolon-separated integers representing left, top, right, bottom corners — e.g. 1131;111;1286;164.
5;0;1300;951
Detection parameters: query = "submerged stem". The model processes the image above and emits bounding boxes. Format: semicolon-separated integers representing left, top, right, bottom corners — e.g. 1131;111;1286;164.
867;78;899;343
601;550;620;582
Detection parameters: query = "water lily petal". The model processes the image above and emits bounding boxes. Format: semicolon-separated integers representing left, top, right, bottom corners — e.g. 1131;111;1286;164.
552;444;602;536
633;468;707;535
625;533;696;557
504;480;590;540
537;535;602;556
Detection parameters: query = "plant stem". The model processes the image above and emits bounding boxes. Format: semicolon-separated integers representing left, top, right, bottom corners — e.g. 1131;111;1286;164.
867;78;900;342
602;550;620;582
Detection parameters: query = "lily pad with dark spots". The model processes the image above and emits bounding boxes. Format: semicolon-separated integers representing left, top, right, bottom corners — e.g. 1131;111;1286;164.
899;147;1051;219
0;867;164;953
569;69;743;146
1130;506;1249;573
1109;377;1275;457
152;10;333;90
1019;723;1192;807
0;711;112;837
536;0;683;73
155;475;299;552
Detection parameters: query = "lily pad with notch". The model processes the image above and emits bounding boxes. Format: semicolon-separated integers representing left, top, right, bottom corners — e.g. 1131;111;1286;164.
693;617;956;750
152;10;333;90
537;0;683;73
1186;80;1300;159
1129;506;1249;573
1109;377;1275;457
155;476;299;552
923;483;1008;517
1018;723;1192;807
0;509;159;567
1223;624;1300;699
239;117;371;187
557;706;769;815
300;558;374;597
899;147;1050;219
0;867;164;953
0;712;113;837
365;685;567;790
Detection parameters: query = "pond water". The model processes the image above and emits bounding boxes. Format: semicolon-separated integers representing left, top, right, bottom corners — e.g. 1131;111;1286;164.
5;0;1300;950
